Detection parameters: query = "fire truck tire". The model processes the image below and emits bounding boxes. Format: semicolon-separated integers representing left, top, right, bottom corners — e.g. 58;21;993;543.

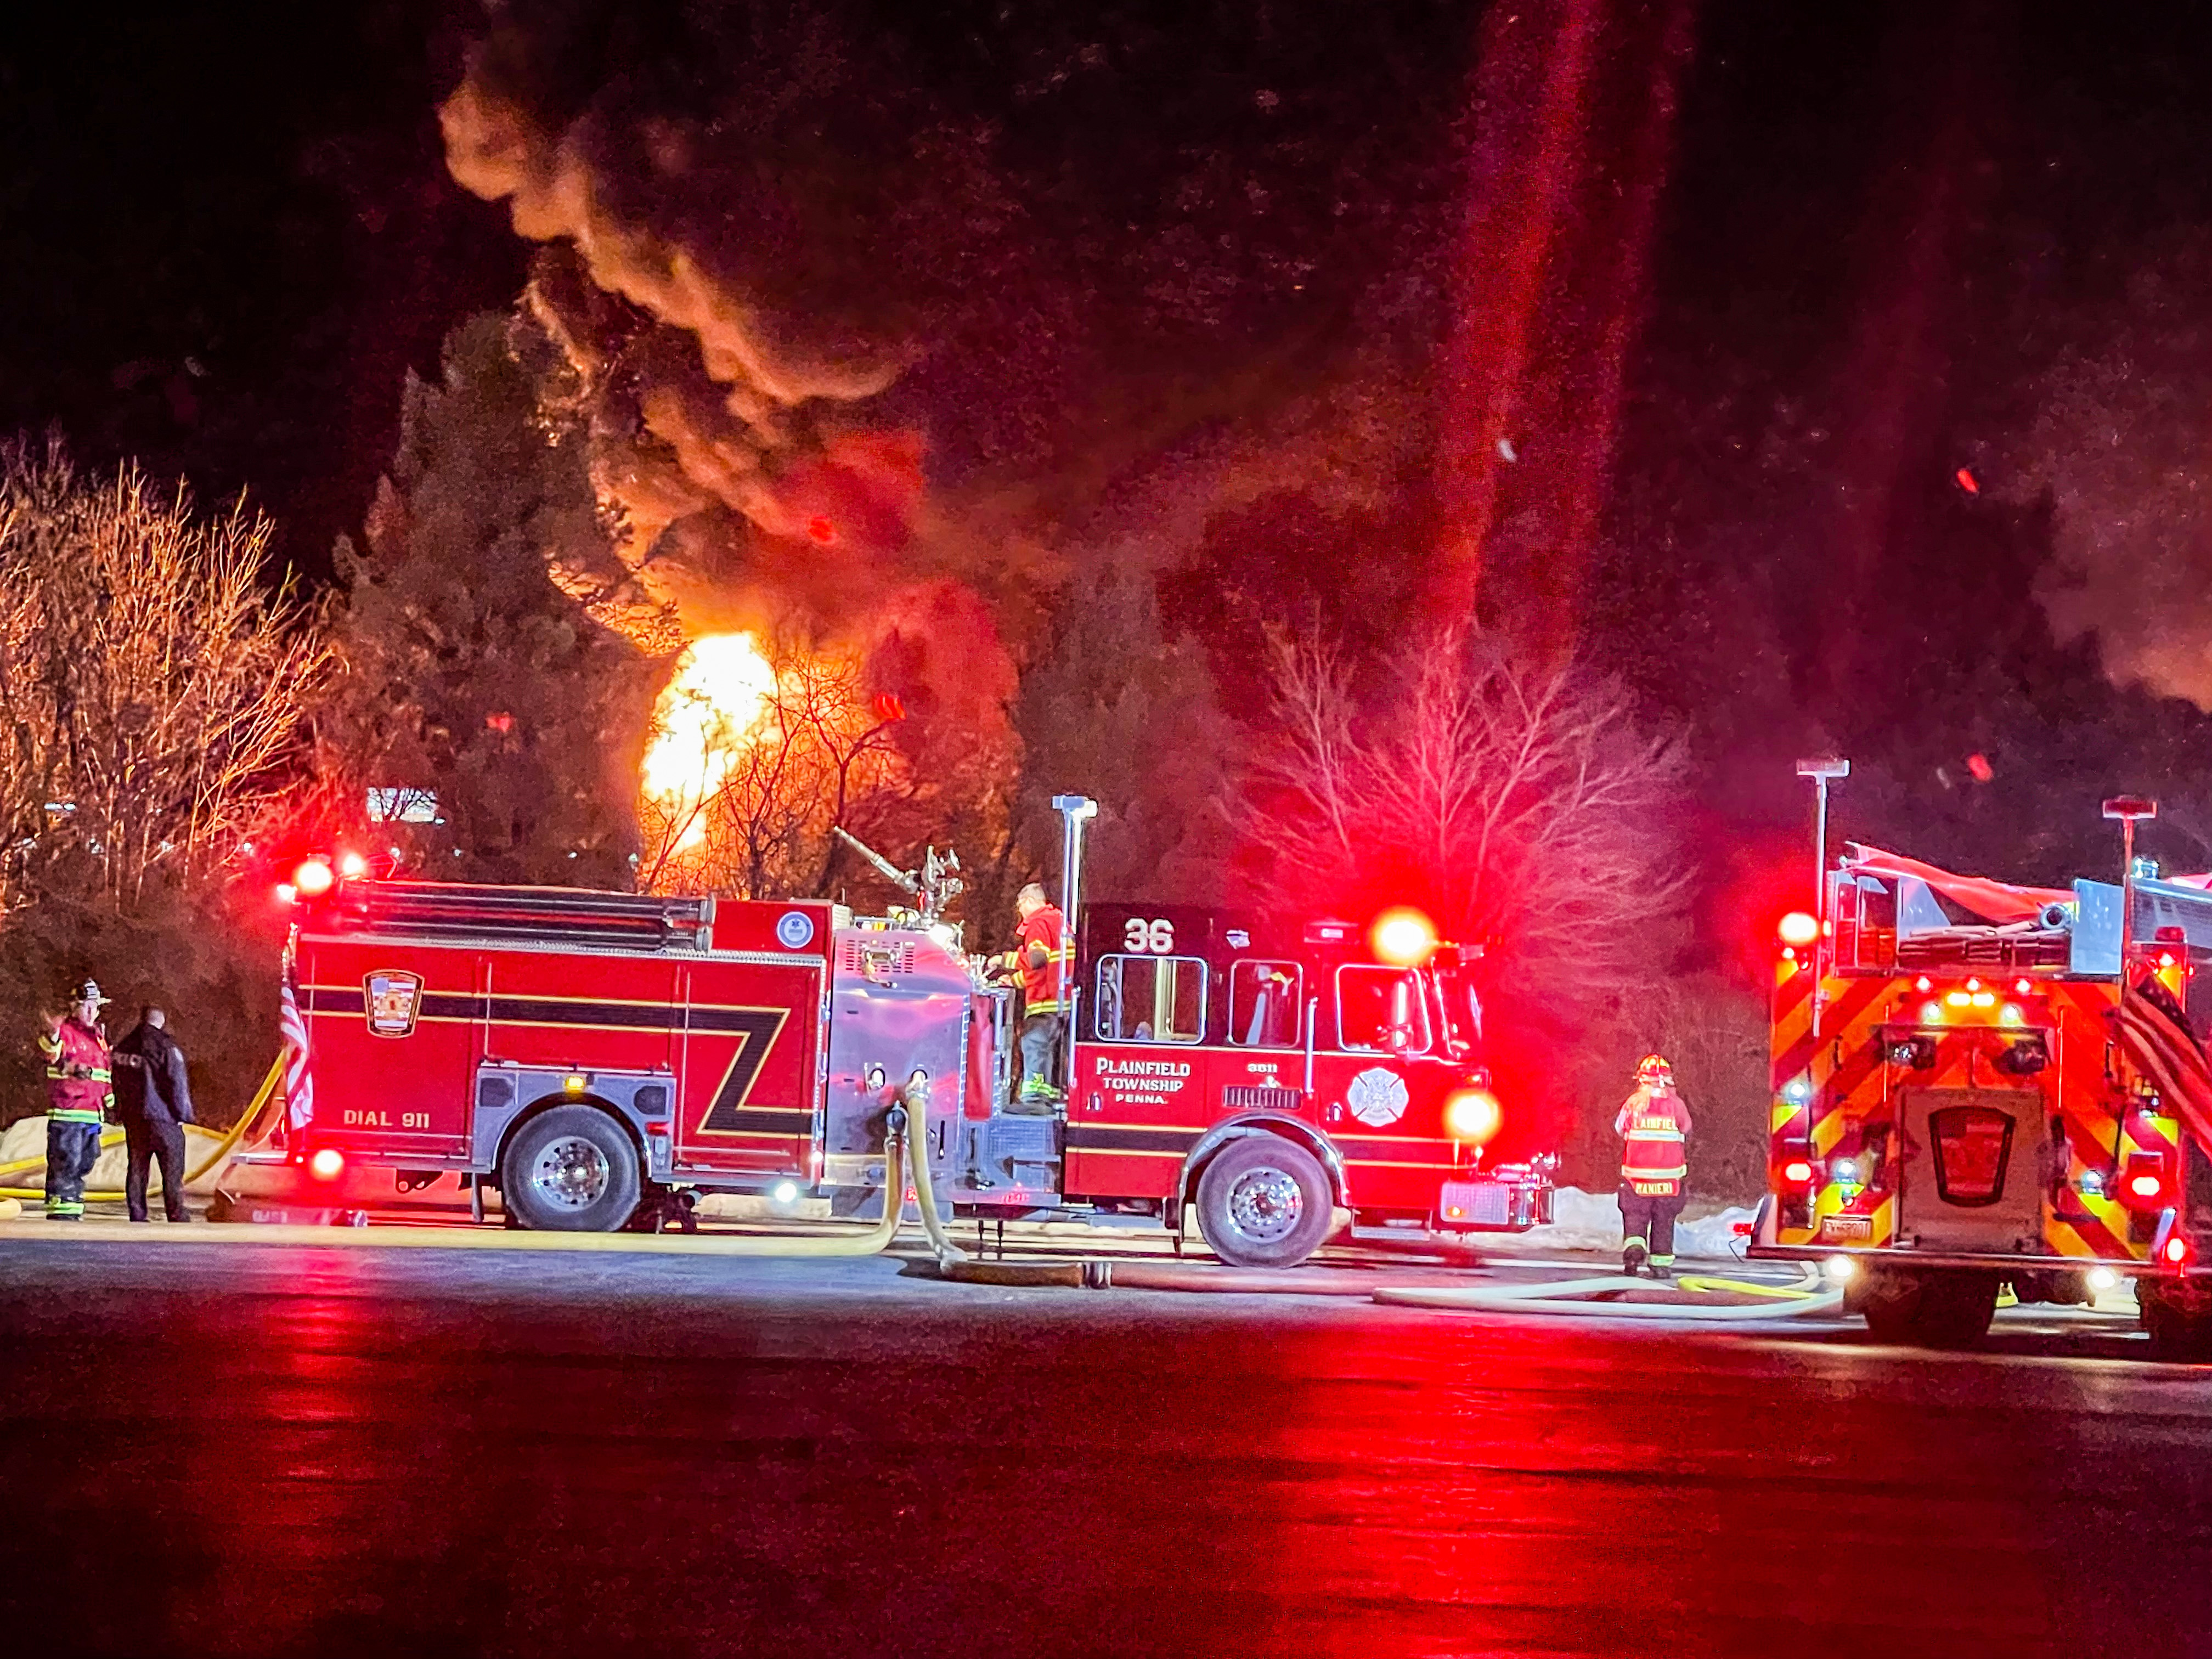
1860;1271;1999;1347
2137;1287;2212;1361
500;1107;643;1232
1194;1136;1335;1269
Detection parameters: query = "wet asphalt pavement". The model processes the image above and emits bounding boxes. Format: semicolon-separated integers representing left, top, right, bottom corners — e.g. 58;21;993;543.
4;1238;2211;1658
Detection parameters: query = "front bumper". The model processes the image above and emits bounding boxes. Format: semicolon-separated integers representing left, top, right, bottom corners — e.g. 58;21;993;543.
1432;1172;1553;1232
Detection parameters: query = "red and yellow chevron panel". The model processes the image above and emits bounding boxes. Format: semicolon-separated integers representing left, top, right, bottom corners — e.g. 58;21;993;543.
1768;957;2169;1264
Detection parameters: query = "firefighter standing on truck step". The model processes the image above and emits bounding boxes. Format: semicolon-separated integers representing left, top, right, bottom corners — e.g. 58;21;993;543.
38;980;113;1221
1617;1053;1691;1279
991;881;1070;1111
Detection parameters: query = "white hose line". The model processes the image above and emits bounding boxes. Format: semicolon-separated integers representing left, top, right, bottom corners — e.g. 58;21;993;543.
1375;1276;1847;1320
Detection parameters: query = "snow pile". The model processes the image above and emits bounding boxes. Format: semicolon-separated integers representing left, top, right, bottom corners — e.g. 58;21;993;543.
0;1115;238;1195
1510;1185;1759;1260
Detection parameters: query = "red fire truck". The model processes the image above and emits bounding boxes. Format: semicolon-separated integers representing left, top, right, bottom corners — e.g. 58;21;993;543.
238;798;1554;1267
1751;817;2212;1353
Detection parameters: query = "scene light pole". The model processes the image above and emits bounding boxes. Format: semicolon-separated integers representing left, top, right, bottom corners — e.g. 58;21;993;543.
2104;795;2157;1006
1796;756;1850;926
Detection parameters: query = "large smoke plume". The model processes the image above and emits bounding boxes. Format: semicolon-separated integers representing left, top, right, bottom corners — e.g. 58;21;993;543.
437;2;1467;648
2002;233;2212;710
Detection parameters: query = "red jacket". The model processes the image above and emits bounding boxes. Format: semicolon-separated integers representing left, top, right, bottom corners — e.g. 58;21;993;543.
1006;906;1071;1015
41;1017;112;1125
1616;1086;1690;1195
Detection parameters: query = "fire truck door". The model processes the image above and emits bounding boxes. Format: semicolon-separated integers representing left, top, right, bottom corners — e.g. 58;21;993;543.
670;958;822;1178
1897;1087;2044;1252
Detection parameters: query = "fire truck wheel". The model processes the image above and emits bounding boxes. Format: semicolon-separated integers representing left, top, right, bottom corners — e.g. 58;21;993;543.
2138;1286;2212;1361
1194;1136;1335;1269
500;1106;644;1232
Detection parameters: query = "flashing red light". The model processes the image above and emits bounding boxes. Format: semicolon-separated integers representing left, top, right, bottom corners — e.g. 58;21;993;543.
2130;1173;2166;1200
1782;1159;1815;1184
338;851;368;879
1372;906;1438;967
1777;911;1820;947
485;711;514;735
308;1148;345;1182
2160;952;2177;969
1966;752;1993;783
275;882;297;905
872;691;906;723
807;516;836;544
1955;466;1979;494
2165;1235;2193;1266
292;858;335;898
1443;1088;1502;1146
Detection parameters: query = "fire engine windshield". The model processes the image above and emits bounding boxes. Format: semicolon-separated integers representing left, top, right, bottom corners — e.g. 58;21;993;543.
1336;965;1431;1053
1435;963;1484;1056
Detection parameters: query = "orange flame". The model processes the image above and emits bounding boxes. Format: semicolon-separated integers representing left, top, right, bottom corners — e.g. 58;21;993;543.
642;633;778;853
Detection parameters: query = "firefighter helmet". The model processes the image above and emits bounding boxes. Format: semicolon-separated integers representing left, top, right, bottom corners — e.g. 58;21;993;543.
1634;1053;1674;1086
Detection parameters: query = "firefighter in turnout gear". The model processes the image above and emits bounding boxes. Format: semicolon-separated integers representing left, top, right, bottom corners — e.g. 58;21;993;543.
991;882;1071;1111
1617;1053;1691;1278
38;980;112;1220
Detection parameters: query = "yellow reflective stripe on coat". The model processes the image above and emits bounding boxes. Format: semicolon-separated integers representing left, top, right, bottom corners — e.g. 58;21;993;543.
48;1108;103;1124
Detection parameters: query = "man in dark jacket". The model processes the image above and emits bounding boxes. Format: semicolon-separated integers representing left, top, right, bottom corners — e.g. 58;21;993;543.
112;1006;194;1223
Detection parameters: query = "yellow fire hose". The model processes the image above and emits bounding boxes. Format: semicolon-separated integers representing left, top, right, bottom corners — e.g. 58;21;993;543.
899;1089;968;1271
1374;1267;1844;1319
0;1057;284;1202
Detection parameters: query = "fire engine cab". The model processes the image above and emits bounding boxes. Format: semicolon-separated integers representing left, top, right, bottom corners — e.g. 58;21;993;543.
241;797;1553;1267
1753;823;2212;1353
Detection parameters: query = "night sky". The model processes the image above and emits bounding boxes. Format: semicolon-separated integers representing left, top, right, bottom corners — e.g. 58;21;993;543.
9;1;2212;891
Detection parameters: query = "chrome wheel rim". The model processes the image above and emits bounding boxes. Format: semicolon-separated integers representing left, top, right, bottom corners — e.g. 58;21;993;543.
1224;1166;1304;1244
532;1135;610;1210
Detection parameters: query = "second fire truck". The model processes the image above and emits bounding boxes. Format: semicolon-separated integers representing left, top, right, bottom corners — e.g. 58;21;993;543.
239;797;1553;1267
1752;815;2212;1353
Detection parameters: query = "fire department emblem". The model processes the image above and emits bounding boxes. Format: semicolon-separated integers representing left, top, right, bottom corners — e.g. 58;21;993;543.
1346;1066;1409;1127
363;970;424;1039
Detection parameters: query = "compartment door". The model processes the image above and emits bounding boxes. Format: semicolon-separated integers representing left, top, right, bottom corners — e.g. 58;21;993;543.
1898;1087;2043;1252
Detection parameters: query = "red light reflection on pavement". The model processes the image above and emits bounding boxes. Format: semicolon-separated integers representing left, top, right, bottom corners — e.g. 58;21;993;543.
0;1250;2200;1655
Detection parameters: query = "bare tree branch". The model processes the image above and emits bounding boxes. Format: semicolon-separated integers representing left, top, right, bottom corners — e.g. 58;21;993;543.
0;443;329;910
1241;624;1689;1006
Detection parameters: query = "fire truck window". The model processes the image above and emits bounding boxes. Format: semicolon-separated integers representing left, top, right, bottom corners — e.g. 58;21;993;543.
1093;955;1207;1043
1229;961;1301;1047
1335;965;1432;1054
1436;964;1483;1053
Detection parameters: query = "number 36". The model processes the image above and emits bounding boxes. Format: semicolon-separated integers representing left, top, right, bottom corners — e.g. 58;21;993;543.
1122;917;1175;953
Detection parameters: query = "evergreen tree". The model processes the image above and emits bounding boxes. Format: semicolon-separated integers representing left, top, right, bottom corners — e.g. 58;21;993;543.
319;313;656;887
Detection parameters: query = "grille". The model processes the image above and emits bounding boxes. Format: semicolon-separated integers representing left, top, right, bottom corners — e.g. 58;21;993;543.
838;939;917;976
1440;1179;1511;1226
1222;1086;1304;1113
633;1084;668;1114
989;1118;1059;1166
